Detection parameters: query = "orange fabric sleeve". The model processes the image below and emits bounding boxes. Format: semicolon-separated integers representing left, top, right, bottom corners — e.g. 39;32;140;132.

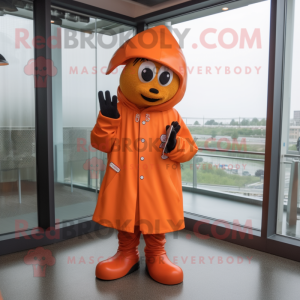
167;112;198;163
91;111;121;153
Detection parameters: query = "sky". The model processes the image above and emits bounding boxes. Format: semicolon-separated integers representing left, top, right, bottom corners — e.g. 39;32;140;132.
172;1;272;120
172;0;300;120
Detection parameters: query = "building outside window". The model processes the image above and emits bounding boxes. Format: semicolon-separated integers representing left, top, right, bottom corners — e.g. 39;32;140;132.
294;110;300;125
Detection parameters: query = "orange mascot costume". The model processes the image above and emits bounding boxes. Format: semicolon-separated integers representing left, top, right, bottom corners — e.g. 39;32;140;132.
91;25;198;285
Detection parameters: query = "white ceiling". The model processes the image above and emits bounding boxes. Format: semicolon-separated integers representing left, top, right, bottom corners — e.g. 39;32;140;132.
75;0;191;18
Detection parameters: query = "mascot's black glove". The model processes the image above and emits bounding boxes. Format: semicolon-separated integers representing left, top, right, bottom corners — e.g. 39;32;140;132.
98;91;120;119
165;121;181;153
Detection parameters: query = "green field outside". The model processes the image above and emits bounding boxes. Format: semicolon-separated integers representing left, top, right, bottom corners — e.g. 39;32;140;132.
181;161;261;187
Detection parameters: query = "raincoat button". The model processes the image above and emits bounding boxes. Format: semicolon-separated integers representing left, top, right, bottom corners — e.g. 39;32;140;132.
140;176;144;180
142;121;146;125
141;139;145;143
141;157;144;161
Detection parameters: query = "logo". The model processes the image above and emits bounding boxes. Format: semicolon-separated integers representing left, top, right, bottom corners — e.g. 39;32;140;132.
109;162;120;173
24;247;56;277
24;56;57;88
83;157;105;179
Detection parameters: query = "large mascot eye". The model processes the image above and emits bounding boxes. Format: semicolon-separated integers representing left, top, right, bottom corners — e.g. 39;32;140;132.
158;66;173;86
138;61;156;83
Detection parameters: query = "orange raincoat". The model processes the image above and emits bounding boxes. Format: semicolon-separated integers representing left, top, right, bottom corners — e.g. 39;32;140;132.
91;26;198;234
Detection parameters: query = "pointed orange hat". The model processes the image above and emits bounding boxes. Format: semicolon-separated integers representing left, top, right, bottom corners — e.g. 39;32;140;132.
106;25;187;109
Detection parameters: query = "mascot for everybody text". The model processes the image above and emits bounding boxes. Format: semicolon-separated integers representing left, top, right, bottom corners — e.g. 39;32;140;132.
91;25;198;285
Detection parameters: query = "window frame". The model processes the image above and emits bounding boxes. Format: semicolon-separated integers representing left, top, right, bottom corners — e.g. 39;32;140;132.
1;0;300;263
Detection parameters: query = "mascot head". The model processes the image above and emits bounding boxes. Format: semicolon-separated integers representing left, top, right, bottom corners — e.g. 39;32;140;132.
106;25;187;109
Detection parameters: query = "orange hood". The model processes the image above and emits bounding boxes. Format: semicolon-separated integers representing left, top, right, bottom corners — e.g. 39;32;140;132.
106;25;187;112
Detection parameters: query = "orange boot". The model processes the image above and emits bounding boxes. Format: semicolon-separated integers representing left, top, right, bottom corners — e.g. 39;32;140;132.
96;226;141;280
144;233;183;285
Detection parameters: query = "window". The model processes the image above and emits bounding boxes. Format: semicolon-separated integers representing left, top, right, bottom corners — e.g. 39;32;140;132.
276;0;300;239
149;0;271;230
0;6;37;235
51;8;134;222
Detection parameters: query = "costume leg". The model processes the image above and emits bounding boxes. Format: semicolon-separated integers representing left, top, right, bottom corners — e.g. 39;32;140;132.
144;233;183;285
95;226;141;280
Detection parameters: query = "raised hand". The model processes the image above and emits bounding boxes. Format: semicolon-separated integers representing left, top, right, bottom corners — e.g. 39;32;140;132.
98;91;120;119
165;121;181;153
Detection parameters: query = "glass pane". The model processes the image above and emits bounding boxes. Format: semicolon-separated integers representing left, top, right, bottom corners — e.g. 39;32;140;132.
276;0;300;239
0;6;37;234
51;8;135;223
181;159;194;187
97;22;135;104
51;12;98;223
149;0;271;230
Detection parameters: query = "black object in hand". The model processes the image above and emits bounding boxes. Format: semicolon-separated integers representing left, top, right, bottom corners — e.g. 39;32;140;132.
165;121;181;153
98;91;120;119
